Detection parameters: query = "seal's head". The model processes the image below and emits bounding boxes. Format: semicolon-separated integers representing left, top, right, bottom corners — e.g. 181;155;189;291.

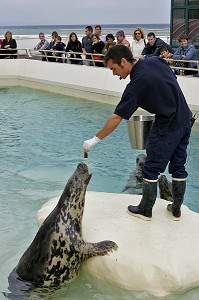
136;154;146;177
57;163;92;217
68;162;92;194
136;154;146;168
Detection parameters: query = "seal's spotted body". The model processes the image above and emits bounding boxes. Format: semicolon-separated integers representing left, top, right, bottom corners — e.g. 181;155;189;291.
158;175;173;202
122;154;146;195
13;163;118;287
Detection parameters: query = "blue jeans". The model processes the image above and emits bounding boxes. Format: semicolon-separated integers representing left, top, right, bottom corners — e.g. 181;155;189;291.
142;121;192;180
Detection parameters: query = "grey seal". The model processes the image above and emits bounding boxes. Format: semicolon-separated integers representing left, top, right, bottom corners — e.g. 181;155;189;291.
122;154;146;194
158;175;173;202
8;163;118;296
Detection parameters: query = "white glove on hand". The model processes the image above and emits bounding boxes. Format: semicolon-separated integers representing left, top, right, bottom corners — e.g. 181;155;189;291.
83;136;101;152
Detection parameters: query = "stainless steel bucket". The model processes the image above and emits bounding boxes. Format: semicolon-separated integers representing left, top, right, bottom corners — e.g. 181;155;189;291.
126;115;155;150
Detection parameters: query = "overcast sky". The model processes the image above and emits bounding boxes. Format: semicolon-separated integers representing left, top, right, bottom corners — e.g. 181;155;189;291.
0;0;170;26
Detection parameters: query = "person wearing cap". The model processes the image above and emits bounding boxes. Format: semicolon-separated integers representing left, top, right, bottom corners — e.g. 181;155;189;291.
82;45;192;222
116;30;130;48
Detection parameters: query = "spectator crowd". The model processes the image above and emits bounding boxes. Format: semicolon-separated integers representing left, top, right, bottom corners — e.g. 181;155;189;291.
0;25;198;76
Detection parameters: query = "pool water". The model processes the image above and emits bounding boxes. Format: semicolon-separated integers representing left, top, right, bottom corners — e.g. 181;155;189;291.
0;86;199;300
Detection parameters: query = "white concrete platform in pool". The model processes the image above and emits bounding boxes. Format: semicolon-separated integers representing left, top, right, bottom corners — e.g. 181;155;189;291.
37;191;199;297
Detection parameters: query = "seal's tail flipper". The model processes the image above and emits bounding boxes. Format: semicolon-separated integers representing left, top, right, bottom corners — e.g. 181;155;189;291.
2;291;29;300
2;292;8;299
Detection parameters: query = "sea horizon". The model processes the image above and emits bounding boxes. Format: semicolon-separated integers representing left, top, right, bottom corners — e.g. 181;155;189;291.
0;23;170;37
0;23;169;27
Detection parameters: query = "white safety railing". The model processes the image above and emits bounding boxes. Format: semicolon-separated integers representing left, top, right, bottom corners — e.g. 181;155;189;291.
0;48;104;65
28;49;104;66
166;58;199;75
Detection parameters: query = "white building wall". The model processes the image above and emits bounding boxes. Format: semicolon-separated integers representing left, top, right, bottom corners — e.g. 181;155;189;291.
0;59;198;113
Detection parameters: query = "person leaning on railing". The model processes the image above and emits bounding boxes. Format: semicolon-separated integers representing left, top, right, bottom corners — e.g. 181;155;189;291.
141;32;174;59
131;27;146;59
91;34;105;67
82;26;94;66
51;36;66;63
34;32;50;61
65;32;83;65
159;45;175;67
47;31;59;62
0;38;2;58
0;31;17;59
94;25;106;43
102;34;116;55
173;33;198;76
116;30;131;49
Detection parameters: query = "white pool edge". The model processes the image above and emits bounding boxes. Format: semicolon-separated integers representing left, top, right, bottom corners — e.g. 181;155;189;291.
0;59;198;117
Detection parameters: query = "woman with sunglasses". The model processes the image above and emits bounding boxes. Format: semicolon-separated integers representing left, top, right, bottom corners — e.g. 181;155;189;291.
131;27;146;59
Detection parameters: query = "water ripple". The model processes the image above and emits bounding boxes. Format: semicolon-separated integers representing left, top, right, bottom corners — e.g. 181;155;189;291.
0;86;199;300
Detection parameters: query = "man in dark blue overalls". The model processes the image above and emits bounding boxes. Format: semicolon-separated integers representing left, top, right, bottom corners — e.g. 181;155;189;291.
82;45;192;221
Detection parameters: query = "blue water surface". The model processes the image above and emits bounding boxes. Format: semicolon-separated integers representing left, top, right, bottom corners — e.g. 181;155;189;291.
0;86;199;300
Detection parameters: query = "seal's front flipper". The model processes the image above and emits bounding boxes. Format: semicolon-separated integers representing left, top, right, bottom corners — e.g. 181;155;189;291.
85;240;118;258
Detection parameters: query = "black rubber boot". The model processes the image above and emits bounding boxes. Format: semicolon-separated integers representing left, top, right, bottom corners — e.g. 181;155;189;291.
167;180;186;221
127;180;157;221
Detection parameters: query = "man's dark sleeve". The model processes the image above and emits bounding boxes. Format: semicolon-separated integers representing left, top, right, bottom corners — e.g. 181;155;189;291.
114;84;139;120
149;38;164;57
141;43;150;56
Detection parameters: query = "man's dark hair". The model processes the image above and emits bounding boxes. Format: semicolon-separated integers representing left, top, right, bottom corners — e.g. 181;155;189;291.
179;33;188;42
147;32;156;38
85;26;93;32
51;31;58;37
95;25;102;30
57;35;62;41
160;45;169;53
106;33;115;41
103;45;134;66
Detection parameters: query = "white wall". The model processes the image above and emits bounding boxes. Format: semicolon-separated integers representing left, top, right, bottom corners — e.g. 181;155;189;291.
0;59;198;112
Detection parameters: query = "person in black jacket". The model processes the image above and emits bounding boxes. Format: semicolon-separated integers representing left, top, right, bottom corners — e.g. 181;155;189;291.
141;32;173;58
91;34;105;67
65;32;83;65
47;31;59;62
52;36;65;63
1;31;17;59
